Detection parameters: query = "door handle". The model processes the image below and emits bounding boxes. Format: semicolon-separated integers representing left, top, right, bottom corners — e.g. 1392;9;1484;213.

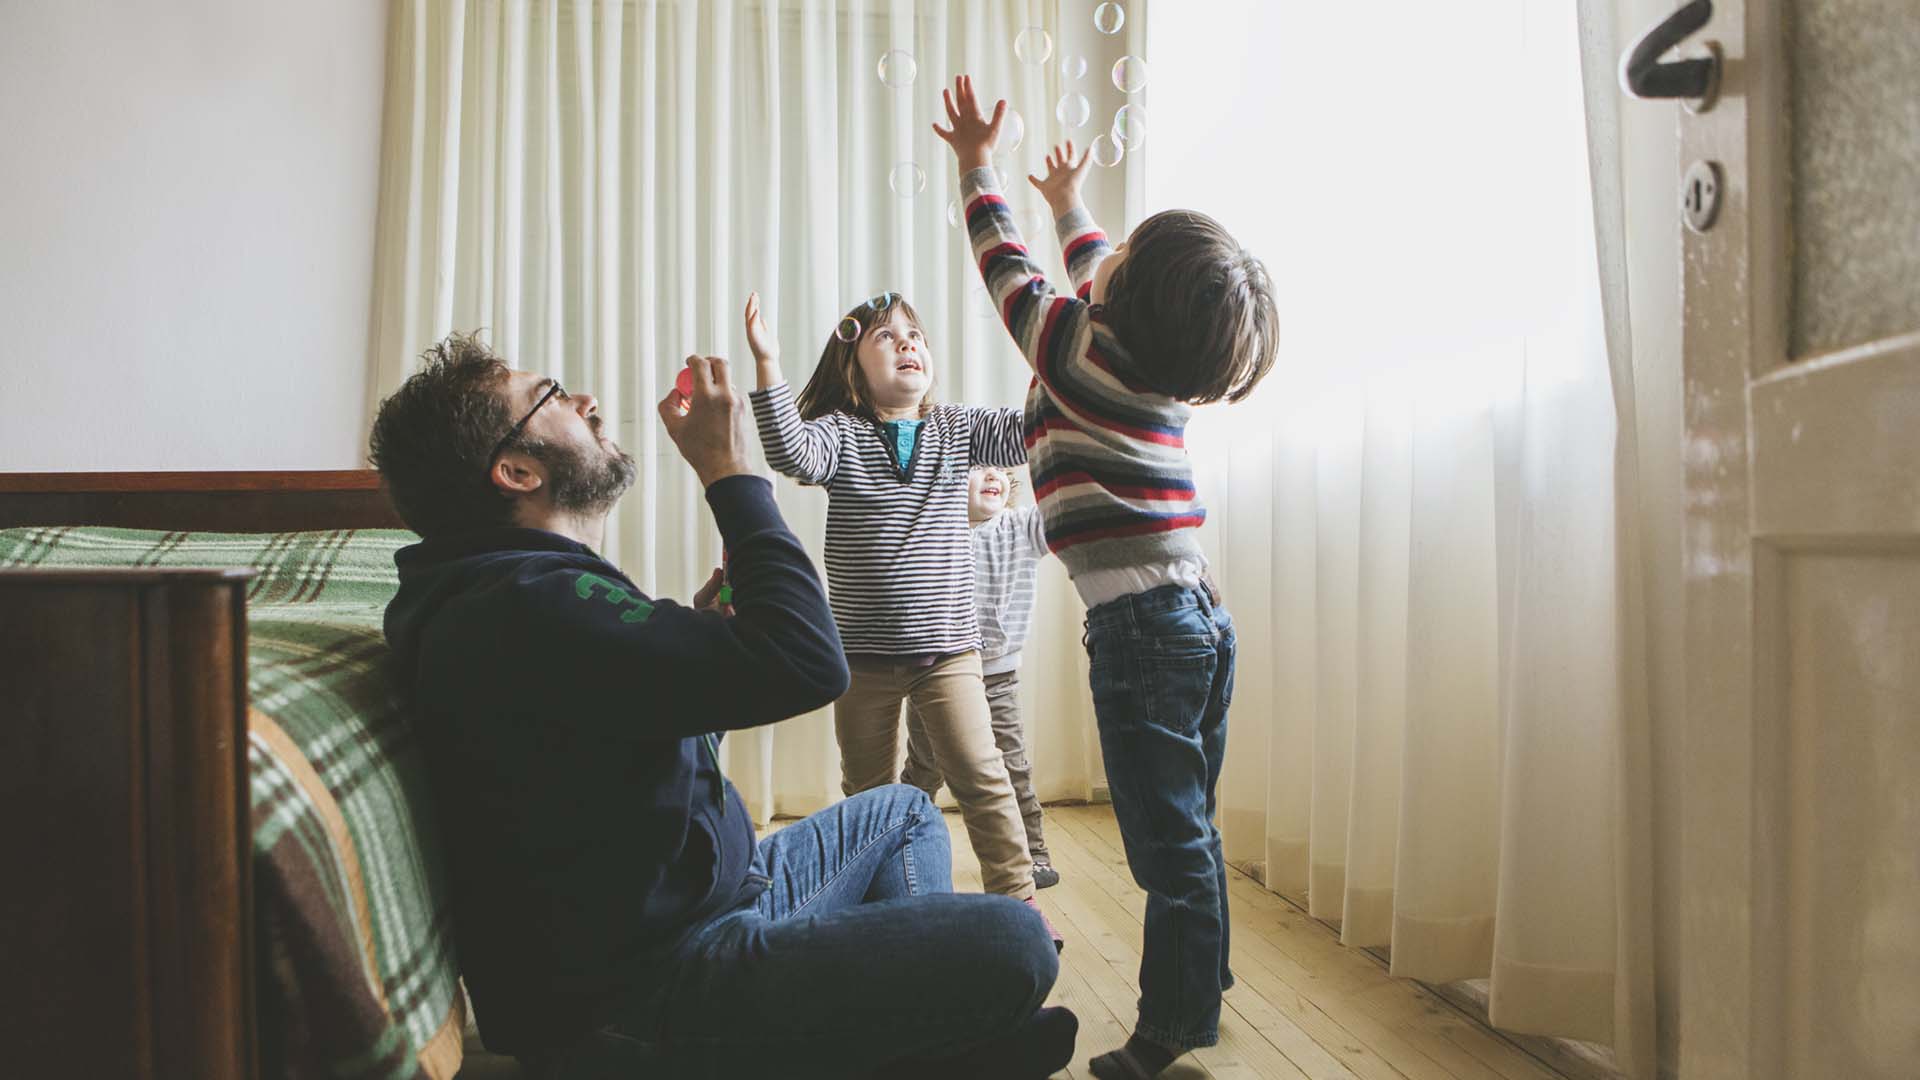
1620;0;1719;102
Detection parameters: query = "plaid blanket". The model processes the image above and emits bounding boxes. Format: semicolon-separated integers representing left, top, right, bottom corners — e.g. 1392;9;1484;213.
0;526;464;1080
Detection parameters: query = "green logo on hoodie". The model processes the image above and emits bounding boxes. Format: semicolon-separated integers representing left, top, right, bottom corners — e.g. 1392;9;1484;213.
575;572;654;623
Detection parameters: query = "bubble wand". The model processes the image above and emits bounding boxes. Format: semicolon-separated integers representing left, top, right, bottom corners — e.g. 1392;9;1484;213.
676;367;736;610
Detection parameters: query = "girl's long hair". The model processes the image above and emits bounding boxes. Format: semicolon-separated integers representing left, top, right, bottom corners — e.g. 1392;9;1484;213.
795;293;937;421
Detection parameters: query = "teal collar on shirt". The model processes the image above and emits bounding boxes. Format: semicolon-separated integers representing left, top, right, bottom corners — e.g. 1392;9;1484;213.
882;418;923;474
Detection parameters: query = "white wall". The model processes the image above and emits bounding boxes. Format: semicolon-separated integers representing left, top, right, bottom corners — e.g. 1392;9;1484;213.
0;0;389;470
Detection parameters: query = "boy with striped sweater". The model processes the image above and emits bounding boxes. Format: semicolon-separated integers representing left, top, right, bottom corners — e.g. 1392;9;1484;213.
934;76;1279;1080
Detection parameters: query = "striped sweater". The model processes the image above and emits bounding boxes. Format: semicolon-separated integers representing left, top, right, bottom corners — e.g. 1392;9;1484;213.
960;167;1207;586
750;381;1027;655
973;504;1048;676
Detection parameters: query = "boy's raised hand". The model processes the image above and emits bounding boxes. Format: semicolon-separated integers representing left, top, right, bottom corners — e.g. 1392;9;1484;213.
931;75;1006;173
1029;141;1091;216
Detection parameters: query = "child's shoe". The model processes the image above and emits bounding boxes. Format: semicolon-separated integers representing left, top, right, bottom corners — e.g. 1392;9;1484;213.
1024;895;1065;953
1032;860;1060;889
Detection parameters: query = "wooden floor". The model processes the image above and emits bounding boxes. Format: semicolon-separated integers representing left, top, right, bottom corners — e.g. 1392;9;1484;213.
939;804;1569;1080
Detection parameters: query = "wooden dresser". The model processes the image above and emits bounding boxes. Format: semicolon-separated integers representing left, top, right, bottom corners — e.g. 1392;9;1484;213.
0;568;256;1079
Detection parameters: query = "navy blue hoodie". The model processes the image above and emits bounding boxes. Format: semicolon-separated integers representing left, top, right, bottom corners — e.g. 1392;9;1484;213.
383;475;849;1055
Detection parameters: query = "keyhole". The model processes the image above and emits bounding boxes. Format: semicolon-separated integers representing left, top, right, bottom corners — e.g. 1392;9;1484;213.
1683;160;1722;232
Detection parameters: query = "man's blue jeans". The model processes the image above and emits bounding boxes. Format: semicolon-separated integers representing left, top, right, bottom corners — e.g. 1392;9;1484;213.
1084;582;1236;1050
534;784;1058;1078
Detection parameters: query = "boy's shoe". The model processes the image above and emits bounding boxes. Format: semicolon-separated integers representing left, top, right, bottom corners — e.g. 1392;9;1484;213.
1032;861;1061;889
1024;895;1065;953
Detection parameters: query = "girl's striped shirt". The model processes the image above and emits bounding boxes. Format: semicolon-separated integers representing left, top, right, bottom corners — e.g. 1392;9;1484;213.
959;166;1208;596
749;381;1027;655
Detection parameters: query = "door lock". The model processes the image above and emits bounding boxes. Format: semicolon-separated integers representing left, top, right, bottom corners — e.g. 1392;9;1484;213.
1683;160;1723;233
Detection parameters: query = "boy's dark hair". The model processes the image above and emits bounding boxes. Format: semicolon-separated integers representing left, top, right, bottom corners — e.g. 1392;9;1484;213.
796;293;937;421
367;331;520;539
1100;209;1279;404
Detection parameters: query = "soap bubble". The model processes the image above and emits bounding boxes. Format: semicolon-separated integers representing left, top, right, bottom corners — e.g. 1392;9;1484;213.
1111;104;1146;150
1014;27;1053;65
868;291;899;310
888;161;926;197
1112;55;1148;93
1055;93;1090;129
1093;2;1126;34
877;49;917;89
835;316;863;343
1000;108;1025;152
1090;133;1124;167
1021;205;1050;237
947;197;963;228
1060;54;1088;81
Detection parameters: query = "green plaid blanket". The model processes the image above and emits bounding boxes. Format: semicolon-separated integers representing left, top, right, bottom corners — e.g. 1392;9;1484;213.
0;527;464;1080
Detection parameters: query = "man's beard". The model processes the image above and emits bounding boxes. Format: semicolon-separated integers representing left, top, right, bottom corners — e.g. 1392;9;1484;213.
526;428;637;515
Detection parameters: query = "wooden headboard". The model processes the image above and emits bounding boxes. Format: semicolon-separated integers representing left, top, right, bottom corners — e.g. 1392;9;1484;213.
0;470;407;532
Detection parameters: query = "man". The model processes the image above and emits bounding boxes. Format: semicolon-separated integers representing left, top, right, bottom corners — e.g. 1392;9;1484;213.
368;333;1076;1079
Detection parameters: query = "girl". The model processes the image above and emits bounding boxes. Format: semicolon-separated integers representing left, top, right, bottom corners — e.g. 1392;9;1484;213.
742;290;1054;933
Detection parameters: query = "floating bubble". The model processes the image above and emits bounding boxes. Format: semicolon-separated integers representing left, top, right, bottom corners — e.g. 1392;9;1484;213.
1054;92;1090;129
1014;27;1054;65
1021;205;1050;237
1060;54;1088;81
1001;108;1025;153
1112;55;1148;93
876;49;917;89
1111;104;1146;150
868;291;899;310
835;316;863;343
888;161;926;197
947;197;963;229
1093;2;1126;34
1089;133;1124;167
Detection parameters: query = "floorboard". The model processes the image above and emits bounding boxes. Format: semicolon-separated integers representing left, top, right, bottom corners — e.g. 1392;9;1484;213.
766;804;1571;1080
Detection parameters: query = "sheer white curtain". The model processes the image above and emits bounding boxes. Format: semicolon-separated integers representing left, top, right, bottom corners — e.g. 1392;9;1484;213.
1147;0;1656;1071
367;0;1128;823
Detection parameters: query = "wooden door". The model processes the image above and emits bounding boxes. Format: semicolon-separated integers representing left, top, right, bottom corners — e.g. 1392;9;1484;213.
1679;2;1920;1078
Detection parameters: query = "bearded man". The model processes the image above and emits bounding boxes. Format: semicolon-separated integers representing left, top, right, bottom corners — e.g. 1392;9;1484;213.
366;333;1073;1080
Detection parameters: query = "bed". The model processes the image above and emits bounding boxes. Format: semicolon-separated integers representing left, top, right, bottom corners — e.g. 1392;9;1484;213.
0;471;498;1079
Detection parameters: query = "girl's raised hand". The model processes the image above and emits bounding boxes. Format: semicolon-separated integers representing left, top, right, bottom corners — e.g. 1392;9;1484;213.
744;291;778;364
1029;141;1091;214
931;75;1005;172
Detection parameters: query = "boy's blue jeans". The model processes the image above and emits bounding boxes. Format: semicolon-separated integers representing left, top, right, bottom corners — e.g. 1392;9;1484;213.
1084;582;1237;1050
529;784;1059;1078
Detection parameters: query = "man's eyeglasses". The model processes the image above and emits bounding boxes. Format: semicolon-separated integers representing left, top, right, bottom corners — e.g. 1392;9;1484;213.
490;378;566;463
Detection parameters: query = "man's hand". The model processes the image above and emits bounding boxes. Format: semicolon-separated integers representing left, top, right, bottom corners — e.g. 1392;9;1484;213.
744;292;782;390
691;566;734;615
931;75;1005;173
1029;140;1091;218
658;355;753;489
